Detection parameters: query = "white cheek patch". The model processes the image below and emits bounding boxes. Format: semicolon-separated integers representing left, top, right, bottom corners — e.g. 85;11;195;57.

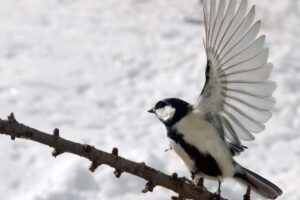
156;106;176;122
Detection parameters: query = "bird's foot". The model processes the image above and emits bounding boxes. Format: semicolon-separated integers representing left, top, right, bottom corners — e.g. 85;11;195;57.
181;176;193;184
213;179;222;200
213;192;221;200
176;176;193;187
192;176;204;187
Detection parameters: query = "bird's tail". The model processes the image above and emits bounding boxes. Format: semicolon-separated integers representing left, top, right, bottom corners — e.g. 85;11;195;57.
234;164;282;199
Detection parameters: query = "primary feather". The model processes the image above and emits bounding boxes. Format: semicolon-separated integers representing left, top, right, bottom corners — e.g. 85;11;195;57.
196;0;276;146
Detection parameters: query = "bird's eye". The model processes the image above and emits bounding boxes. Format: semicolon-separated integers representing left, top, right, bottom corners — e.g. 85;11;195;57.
155;101;167;109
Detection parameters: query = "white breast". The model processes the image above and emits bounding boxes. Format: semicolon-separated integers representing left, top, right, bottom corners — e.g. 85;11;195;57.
173;111;235;178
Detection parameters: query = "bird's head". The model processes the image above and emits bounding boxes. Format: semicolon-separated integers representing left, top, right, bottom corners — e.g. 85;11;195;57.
148;98;192;126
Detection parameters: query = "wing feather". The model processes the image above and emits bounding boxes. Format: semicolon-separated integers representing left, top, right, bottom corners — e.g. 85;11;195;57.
220;48;269;74
224;102;265;133
218;5;255;61
223;81;276;97
224;96;272;122
211;0;227;51
196;0;276;146
218;20;261;70
221;62;272;82
221;35;265;70
210;0;237;63
220;115;241;144
215;0;248;63
222;110;255;141
208;0;217;48
223;90;276;110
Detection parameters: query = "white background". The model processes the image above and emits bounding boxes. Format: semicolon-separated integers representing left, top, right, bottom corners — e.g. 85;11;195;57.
0;0;299;199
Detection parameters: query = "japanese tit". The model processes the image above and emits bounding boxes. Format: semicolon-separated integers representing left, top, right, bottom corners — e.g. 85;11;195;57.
148;0;282;199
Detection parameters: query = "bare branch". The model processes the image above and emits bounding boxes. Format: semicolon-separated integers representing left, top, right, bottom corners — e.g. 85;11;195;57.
0;113;227;200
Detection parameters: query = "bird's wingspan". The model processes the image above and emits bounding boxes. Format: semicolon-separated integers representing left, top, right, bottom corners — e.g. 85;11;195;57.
195;0;276;146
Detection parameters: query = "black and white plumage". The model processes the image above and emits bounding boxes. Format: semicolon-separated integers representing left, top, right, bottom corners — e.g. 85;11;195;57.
148;0;282;199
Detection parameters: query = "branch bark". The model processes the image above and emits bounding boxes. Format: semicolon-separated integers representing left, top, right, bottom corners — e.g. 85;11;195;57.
0;113;226;200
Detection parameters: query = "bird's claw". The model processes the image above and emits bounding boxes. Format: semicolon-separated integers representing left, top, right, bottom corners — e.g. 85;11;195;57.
176;176;193;187
213;192;221;200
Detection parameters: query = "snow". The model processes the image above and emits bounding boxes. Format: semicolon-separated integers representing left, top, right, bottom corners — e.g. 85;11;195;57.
0;0;299;199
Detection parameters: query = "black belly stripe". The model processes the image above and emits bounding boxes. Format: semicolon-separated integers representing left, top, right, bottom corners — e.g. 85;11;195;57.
167;128;222;177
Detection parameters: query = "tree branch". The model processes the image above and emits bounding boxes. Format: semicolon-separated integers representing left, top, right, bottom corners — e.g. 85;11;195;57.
0;113;227;200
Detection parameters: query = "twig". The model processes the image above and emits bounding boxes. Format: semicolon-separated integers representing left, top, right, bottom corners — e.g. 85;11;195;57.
0;113;227;200
243;186;251;200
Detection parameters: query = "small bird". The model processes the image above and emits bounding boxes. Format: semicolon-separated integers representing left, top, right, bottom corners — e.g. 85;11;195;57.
148;0;283;199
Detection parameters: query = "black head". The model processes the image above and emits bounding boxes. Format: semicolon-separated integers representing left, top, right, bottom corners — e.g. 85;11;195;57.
148;98;192;126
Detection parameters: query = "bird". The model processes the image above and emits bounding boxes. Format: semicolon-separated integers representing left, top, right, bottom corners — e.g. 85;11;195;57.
148;0;283;199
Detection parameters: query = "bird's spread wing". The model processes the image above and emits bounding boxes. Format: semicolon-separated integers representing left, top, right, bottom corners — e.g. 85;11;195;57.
195;0;276;146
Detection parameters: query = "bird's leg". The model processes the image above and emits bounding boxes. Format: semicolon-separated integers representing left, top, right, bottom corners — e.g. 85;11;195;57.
214;177;222;200
217;179;222;195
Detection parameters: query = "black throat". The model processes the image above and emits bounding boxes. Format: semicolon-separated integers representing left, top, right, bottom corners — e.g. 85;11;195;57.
167;127;222;177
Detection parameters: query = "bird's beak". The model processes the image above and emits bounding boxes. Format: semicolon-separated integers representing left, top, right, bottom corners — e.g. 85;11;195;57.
148;108;155;114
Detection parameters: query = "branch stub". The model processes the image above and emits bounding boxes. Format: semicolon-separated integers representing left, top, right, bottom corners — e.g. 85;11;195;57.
171;173;178;180
53;128;60;137
7;113;16;123
84;144;93;153
112;147;118;157
52;149;63;157
114;169;123;178
89;161;100;173
142;181;157;193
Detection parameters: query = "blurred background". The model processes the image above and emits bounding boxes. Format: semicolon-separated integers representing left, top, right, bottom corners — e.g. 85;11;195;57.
0;0;299;199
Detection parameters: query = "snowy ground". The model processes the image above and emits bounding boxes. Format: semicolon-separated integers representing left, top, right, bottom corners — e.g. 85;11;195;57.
0;0;299;199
